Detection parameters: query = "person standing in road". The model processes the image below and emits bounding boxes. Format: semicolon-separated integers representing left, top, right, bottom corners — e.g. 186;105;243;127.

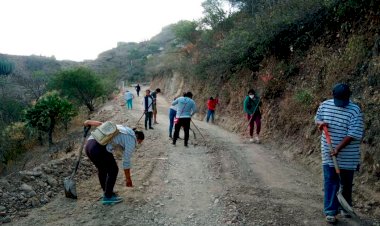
135;84;141;97
243;89;262;143
172;92;197;147
315;83;364;224
168;97;178;139
83;120;144;205
206;96;219;123
143;89;154;130
150;88;161;124
124;90;134;110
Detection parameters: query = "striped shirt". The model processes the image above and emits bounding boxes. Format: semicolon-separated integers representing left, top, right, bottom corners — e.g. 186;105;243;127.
315;99;364;170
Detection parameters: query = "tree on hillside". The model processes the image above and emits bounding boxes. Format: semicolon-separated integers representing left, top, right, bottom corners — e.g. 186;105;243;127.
24;91;77;145
0;58;14;76
173;20;199;44
16;71;49;101
49;67;105;111
201;0;230;30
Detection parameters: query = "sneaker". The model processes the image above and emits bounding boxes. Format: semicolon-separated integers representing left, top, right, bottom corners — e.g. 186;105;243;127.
255;136;260;143
184;144;188;147
340;210;351;218
149;127;154;129
249;138;254;143
102;195;123;205
325;215;337;224
154;122;159;124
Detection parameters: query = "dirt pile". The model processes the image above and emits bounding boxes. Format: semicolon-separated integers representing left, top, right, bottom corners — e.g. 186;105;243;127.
0;154;96;224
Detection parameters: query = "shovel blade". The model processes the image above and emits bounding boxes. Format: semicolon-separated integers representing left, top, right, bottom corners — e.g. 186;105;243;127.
64;177;78;199
337;190;356;217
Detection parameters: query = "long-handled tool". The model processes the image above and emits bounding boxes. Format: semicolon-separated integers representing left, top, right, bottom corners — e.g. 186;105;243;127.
64;126;91;199
136;102;153;127
323;126;357;217
191;120;205;141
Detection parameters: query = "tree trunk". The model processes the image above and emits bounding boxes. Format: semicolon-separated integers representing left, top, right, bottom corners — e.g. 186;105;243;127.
48;119;55;146
86;102;95;112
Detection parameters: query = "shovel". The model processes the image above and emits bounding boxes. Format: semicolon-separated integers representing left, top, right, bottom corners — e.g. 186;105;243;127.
64;126;91;199
323;126;357;217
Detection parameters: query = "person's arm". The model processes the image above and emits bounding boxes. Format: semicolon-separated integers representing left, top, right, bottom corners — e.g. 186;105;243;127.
124;169;132;187
84;120;102;127
243;97;249;114
172;99;179;106
191;101;198;116
330;136;353;156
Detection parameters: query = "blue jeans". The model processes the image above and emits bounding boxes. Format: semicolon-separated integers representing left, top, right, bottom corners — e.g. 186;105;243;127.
323;165;354;216
206;110;215;123
169;109;177;137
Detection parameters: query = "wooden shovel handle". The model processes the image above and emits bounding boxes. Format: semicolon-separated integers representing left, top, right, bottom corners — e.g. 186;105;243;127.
323;126;340;174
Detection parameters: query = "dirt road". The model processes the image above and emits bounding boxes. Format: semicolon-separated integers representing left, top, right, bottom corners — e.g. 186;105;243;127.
10;90;372;225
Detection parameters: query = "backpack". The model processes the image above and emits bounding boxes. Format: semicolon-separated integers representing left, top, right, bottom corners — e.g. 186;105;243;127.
91;121;119;145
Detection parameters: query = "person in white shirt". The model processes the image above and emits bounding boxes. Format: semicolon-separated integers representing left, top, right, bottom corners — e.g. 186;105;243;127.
142;89;154;130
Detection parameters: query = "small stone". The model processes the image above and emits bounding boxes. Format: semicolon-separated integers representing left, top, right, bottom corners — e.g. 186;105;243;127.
47;176;58;187
1;216;11;223
214;199;219;205
20;184;34;193
19;212;28;217
0;206;6;212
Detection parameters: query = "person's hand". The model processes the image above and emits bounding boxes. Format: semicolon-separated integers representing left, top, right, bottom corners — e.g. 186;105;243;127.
126;178;133;187
330;149;339;156
317;122;328;131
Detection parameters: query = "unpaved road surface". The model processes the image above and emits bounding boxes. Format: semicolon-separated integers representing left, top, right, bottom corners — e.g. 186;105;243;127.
11;89;375;226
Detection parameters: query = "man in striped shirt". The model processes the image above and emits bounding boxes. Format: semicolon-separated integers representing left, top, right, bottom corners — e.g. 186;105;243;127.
315;83;364;223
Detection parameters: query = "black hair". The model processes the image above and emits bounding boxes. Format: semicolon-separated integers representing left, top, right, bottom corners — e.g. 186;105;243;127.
248;89;255;95
156;88;161;93
186;91;193;98
209;97;214;100
134;130;145;140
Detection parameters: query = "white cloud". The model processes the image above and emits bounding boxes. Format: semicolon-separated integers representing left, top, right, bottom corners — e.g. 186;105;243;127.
0;0;204;61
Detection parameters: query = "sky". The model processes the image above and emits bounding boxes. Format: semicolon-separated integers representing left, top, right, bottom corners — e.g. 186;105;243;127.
0;0;205;62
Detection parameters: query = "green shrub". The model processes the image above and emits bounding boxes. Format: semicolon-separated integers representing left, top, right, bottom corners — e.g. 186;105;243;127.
294;89;314;106
0;122;33;165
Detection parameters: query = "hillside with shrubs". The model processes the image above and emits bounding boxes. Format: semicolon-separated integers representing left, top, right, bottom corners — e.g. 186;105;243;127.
0;0;379;216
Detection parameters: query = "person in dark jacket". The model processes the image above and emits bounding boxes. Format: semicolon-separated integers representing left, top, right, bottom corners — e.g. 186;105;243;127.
243;89;261;143
135;84;141;97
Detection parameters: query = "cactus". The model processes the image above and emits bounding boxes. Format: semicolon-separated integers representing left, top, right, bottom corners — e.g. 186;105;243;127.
0;58;14;76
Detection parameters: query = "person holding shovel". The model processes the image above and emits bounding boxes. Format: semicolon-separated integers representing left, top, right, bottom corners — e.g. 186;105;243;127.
84;120;145;205
315;83;364;223
172;91;197;147
243;89;261;143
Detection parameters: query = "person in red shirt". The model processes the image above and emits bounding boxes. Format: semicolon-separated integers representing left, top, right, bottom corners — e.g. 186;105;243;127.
206;96;219;123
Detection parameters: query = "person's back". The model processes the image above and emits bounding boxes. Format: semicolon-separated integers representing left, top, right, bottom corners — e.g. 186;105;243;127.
173;96;197;118
207;98;218;110
124;91;133;100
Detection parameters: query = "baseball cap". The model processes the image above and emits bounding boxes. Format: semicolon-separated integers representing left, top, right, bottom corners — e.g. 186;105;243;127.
333;83;350;107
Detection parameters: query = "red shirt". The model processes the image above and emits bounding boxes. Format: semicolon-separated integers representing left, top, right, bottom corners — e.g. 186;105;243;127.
207;99;219;110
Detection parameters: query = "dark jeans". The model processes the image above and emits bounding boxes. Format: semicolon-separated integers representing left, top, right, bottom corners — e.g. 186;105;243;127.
206;110;215;123
85;139;119;198
323;165;354;216
247;114;261;137
169;109;177;137
173;118;191;146
136;90;140;96
145;111;153;129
